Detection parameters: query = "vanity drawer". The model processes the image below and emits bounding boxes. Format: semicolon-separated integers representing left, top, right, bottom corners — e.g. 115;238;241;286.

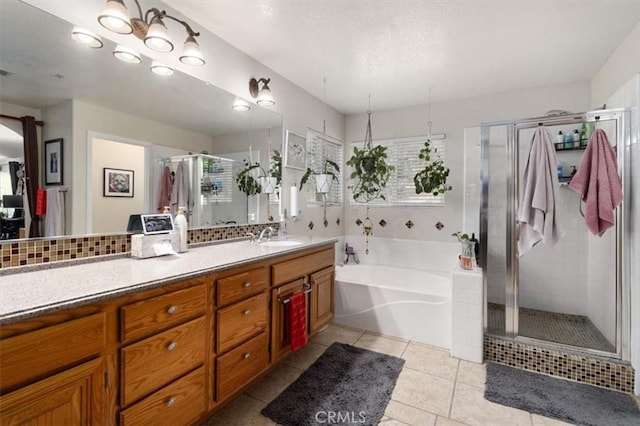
121;283;206;342
217;332;269;401
121;316;206;407
272;248;334;286
217;292;267;353
0;313;106;391
217;266;268;307
120;367;206;426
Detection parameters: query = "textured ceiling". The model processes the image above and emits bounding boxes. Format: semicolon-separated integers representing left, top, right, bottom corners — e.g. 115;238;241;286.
167;0;640;114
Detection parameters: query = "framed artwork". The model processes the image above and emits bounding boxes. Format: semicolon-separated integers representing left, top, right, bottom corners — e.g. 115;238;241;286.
44;138;63;185
103;168;134;197
284;130;307;171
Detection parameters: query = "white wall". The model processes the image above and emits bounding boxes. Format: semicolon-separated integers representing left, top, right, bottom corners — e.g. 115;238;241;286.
91;139;145;234
70;100;214;234
345;81;591;244
591;21;640;108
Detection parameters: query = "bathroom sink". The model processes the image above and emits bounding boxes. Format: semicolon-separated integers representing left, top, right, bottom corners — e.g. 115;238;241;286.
260;240;304;247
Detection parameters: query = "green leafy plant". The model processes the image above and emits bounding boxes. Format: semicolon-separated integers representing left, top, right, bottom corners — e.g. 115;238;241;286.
452;231;469;242
269;149;282;188
346;144;394;202
413;139;452;196
299;158;340;191
235;159;265;196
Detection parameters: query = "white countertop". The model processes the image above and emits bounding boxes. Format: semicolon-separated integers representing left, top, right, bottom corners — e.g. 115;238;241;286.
0;236;337;325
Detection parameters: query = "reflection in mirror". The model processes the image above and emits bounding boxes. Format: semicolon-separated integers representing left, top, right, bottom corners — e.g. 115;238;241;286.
0;1;282;240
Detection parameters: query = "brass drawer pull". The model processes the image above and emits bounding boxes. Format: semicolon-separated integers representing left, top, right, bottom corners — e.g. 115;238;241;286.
243;353;251;360
166;396;177;408
167;305;179;315
167;341;178;351
243;309;251;316
243;282;252;288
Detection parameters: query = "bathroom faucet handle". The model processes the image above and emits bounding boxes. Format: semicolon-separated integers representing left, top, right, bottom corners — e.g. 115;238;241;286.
245;232;256;243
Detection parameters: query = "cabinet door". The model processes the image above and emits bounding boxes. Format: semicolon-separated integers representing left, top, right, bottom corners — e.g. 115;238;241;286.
271;278;306;363
310;267;334;335
0;357;104;426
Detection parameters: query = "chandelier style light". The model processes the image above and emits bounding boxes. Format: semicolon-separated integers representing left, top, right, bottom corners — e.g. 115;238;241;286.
98;0;205;66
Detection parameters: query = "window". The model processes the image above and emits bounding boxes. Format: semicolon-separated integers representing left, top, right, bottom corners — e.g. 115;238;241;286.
305;128;343;205
201;156;234;204
348;135;447;206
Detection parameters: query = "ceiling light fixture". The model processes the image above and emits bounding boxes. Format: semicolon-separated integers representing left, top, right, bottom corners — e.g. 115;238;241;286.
249;78;275;107
232;98;251;112
113;44;141;63
150;60;174;76
70;27;104;49
98;0;205;65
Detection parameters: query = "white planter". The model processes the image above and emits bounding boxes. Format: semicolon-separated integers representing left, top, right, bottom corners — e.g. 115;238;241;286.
315;174;332;194
260;177;277;194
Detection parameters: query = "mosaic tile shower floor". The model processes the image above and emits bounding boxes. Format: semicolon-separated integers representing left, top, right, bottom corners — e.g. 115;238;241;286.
488;303;615;353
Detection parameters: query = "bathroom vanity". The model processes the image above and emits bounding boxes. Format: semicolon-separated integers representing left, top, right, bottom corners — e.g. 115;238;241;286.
0;238;336;425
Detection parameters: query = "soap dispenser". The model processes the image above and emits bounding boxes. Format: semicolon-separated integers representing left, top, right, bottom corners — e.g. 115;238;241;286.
174;207;188;253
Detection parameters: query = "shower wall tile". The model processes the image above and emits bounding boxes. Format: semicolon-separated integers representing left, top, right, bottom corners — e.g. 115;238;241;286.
484;336;635;393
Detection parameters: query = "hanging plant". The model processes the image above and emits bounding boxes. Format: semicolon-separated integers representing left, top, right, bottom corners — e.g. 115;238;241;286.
299;158;340;192
346;111;394;203
269;149;282;188
235;159;264;196
413;139;452;196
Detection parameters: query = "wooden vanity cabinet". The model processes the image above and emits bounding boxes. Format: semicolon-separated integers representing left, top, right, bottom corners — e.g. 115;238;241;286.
270;246;335;363
0;243;336;425
215;265;270;403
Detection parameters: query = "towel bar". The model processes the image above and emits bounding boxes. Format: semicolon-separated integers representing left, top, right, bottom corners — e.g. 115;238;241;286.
280;288;312;304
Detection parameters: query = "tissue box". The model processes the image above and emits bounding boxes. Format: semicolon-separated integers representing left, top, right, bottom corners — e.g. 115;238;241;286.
131;233;179;259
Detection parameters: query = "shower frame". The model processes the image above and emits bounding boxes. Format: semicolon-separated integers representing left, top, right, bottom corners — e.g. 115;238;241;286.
479;108;631;360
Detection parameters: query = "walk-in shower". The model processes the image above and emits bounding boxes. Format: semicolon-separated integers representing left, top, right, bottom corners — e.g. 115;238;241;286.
479;109;631;359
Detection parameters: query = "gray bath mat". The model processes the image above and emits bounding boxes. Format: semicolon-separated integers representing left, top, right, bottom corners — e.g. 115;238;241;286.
485;362;640;426
261;342;405;425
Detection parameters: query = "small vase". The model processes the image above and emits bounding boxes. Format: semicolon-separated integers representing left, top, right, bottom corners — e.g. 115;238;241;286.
362;157;376;173
459;240;476;270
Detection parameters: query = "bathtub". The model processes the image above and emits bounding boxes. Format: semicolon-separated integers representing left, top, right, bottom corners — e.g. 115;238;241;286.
334;263;452;349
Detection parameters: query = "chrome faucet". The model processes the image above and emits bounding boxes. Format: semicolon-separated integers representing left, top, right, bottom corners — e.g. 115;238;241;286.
245;232;257;243
258;226;275;242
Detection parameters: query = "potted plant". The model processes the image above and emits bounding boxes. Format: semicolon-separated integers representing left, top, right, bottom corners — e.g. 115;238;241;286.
346;111;395;203
235;159;266;196
413;139;452;196
299;158;341;194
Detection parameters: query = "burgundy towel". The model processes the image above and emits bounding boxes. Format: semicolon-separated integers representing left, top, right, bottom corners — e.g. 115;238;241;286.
35;188;47;216
568;129;622;236
287;291;308;352
157;166;173;212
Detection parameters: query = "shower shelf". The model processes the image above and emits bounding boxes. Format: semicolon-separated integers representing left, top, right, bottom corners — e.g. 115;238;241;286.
554;143;587;152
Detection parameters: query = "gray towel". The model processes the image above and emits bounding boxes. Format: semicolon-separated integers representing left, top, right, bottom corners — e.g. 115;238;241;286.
517;127;563;256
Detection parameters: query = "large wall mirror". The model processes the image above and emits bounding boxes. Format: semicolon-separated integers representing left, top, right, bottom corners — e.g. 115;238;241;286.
0;1;282;241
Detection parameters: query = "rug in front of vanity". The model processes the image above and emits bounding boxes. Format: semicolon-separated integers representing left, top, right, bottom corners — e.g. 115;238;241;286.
485;362;640;426
261;342;405;426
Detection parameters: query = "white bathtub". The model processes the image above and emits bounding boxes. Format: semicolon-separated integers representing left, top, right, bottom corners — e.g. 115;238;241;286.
334;263;452;349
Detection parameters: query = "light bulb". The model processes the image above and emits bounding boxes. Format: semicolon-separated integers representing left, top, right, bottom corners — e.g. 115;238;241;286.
150;61;174;76
113;45;141;64
70;27;103;49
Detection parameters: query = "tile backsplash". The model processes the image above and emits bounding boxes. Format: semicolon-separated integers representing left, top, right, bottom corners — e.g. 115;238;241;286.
0;223;277;271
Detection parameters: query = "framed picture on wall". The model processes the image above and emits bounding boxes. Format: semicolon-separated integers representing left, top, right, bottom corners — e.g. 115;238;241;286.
44;138;63;185
103;168;134;197
284;130;307;171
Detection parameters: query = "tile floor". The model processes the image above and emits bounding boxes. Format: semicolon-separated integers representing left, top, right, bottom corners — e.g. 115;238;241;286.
201;324;581;425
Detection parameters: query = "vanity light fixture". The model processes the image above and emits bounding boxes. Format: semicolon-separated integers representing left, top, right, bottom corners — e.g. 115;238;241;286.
249;78;275;107
232;98;251;112
113;44;141;63
150;60;174;76
98;0;205;65
70;27;104;49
